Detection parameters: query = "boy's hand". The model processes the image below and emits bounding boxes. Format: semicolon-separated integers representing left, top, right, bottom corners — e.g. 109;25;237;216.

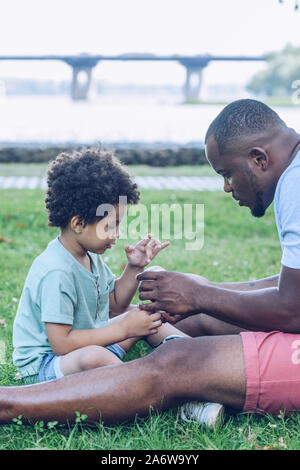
122;307;162;337
125;234;170;268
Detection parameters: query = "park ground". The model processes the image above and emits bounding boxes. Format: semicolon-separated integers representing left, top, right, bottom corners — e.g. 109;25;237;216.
0;164;300;450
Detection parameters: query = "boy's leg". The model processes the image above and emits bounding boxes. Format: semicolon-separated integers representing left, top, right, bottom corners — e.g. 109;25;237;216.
116;336;141;353
59;345;122;376
111;309;187;353
145;321;189;348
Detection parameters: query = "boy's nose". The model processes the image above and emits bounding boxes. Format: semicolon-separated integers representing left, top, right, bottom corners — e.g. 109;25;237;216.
111;228;120;240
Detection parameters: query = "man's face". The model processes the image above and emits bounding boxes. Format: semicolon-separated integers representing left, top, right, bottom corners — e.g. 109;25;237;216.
206;136;266;218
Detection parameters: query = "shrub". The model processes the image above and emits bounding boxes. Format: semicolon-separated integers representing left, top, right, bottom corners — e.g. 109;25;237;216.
0;144;207;166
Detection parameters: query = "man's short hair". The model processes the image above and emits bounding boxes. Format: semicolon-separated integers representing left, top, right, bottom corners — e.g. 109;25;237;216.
205;99;286;154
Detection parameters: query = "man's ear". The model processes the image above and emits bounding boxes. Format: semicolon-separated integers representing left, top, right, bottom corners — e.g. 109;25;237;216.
248;147;269;171
70;216;84;233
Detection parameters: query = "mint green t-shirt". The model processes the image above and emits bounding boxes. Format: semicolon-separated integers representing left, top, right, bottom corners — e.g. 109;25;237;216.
13;237;116;377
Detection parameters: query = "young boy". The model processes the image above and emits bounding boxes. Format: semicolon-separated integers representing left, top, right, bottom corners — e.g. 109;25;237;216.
12;147;186;384
12;147;225;428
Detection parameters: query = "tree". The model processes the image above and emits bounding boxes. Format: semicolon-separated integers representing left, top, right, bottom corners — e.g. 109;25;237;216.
278;0;299;11
247;44;300;97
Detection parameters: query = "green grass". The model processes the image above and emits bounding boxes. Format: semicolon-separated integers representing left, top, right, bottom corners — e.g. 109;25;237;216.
1;185;298;450
0;163;216;178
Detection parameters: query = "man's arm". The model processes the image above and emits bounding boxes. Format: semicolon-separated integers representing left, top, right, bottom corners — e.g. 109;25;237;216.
210;274;279;291
138;267;300;333
186;273;279;291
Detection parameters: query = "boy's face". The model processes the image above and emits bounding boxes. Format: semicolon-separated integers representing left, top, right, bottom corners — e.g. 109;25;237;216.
79;204;126;254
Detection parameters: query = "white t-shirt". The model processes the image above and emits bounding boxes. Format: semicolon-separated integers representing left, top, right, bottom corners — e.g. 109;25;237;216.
274;149;300;269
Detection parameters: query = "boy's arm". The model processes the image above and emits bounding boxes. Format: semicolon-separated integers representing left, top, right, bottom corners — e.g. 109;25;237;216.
45;321;127;356
109;235;170;315
109;264;143;314
46;308;162;356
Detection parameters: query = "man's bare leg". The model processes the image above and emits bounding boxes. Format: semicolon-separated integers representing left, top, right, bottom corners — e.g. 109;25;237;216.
0;335;245;424
173;271;275;338
174;313;249;337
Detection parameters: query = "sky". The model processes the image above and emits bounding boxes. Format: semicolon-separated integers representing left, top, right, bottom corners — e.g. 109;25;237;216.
0;0;299;88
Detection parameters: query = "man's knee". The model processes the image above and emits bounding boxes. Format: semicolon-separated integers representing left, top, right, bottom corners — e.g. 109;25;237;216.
143;335;245;408
175;314;213;337
176;313;242;337
197;314;219;336
133;337;212;407
184;313;226;336
150;337;200;373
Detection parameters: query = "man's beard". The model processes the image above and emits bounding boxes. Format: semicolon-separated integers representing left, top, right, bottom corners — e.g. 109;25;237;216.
249;172;265;218
251;191;265;217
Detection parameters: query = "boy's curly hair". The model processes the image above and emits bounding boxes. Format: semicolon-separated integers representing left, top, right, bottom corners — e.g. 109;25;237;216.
45;147;140;228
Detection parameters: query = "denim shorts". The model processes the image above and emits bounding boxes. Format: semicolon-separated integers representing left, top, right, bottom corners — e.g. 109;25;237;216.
22;343;126;385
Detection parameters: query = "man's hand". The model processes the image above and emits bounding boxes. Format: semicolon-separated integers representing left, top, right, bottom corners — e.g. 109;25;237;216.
137;270;202;315
125;234;170;268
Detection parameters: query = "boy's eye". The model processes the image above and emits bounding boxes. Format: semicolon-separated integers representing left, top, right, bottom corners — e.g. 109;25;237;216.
108;222;119;231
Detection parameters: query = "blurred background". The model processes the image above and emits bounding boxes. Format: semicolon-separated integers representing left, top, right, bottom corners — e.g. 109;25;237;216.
0;0;299;167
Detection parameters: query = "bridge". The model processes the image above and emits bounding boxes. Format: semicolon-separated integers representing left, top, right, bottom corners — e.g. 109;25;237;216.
0;53;267;101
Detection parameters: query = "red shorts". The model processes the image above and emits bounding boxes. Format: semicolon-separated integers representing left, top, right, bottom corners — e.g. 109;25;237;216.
241;331;300;415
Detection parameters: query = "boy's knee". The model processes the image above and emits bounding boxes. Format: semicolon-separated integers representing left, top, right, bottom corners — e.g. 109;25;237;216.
144;265;166;272
79;345;120;370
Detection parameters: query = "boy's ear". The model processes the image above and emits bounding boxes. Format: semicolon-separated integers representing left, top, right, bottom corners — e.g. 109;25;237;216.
70;216;84;233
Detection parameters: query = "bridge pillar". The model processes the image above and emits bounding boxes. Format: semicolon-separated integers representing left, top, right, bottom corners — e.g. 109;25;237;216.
184;66;204;101
179;59;210;102
71;66;93;100
64;56;99;101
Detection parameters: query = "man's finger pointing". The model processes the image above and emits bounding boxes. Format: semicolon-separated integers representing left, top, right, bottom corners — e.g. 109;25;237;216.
139;280;156;291
136;271;160;282
138;302;161;312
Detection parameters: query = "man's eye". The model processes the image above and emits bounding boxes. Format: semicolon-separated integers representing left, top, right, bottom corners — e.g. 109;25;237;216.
224;175;232;185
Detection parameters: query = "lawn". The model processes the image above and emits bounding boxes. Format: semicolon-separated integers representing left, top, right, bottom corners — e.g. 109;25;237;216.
0;185;299;450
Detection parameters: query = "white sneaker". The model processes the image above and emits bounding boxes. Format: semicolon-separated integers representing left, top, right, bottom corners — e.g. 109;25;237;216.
180;401;225;428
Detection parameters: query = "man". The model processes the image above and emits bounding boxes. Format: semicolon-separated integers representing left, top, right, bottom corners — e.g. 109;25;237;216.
1;99;300;425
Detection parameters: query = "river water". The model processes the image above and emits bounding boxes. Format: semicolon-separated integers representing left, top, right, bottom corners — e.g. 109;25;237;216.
0;95;299;146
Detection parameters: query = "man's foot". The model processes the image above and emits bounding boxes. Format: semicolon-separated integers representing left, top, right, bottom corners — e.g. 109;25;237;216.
180;401;225;429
